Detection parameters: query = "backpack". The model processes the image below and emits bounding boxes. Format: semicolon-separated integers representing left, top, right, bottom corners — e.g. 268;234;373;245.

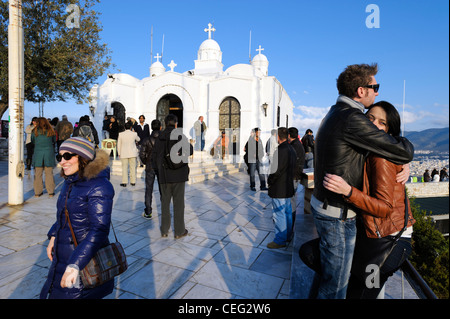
79;125;95;143
162;134;188;170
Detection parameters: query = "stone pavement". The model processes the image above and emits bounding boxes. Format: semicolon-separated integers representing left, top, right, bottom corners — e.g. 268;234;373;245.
0;160;418;299
0;162;294;299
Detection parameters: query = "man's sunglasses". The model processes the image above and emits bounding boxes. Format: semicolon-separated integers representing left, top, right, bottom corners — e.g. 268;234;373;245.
56;153;78;162
364;83;380;93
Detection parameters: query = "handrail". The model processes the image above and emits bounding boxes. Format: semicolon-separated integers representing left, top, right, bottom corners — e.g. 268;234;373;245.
400;260;438;299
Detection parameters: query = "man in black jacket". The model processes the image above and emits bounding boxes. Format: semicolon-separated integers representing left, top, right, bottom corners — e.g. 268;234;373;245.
288;127;306;229
152;114;193;239
311;63;414;299
139;119;161;219
267;127;297;249
301;129;314;168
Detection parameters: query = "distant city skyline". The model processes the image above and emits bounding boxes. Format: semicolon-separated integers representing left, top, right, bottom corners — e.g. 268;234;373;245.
3;0;449;135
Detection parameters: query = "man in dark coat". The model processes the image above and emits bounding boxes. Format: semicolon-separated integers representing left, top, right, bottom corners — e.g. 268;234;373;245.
301;128;315;169
139;119;161;219
153;114;193;239
288;127;306;229
267;127;297;249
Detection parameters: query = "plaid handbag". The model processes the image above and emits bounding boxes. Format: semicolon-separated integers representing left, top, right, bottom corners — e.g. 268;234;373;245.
64;185;128;289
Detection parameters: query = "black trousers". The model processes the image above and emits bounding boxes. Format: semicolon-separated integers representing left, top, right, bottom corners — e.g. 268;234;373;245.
159;182;186;237
144;169;159;214
347;220;412;299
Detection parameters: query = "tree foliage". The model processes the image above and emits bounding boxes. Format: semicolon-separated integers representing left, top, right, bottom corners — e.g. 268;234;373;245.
409;197;449;299
0;0;113;118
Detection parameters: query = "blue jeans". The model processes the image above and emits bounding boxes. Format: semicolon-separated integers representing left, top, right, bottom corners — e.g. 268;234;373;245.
272;198;293;245
195;135;205;151
248;162;266;188
311;206;356;299
305;152;314;169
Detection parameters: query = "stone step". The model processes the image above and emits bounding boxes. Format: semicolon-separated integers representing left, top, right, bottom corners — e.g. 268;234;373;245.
109;158;244;184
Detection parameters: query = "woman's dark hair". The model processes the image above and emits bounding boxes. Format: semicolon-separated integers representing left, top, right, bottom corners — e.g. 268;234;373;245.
368;100;401;137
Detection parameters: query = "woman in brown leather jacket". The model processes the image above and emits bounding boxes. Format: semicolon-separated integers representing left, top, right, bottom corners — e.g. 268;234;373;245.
323;101;415;299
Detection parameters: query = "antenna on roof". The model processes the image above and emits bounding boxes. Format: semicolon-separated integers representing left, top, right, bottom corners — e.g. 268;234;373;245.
150;25;153;65
161;34;165;62
402;80;406;136
249;30;252;63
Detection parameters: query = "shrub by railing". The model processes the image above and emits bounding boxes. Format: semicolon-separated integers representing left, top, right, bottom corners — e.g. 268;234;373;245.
409;196;449;299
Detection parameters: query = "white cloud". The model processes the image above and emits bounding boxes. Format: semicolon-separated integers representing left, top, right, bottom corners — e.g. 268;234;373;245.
394;103;449;131
292;105;330;134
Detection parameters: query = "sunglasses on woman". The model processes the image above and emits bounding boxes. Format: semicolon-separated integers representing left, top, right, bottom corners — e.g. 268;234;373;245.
56;153;78;162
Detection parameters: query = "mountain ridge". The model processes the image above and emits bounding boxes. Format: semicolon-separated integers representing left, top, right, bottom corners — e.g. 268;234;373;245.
404;127;449;152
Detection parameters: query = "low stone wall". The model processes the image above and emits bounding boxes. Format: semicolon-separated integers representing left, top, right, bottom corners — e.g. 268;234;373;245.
405;181;449;198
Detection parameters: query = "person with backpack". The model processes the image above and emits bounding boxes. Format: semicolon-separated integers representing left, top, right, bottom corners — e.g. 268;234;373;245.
139;119;162;219
72;115;99;147
152;114;193;239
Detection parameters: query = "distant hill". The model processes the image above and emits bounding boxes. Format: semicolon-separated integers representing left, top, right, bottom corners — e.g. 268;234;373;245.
404;127;449;152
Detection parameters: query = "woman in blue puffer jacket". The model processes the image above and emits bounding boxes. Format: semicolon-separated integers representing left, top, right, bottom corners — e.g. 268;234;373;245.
40;137;115;299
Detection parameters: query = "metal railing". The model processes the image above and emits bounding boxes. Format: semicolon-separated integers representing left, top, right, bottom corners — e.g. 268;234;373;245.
400;260;438;299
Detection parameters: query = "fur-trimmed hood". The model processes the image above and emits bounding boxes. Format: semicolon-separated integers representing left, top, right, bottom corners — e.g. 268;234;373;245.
83;149;110;180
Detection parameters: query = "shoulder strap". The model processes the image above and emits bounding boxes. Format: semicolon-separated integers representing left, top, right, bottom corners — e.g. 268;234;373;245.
64;184;118;246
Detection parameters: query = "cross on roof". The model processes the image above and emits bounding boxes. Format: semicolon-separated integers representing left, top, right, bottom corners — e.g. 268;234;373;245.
154;53;162;62
204;23;216;39
256;45;264;55
168;60;177;72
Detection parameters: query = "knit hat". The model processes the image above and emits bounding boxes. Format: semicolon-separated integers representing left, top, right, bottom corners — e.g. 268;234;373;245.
59;137;96;161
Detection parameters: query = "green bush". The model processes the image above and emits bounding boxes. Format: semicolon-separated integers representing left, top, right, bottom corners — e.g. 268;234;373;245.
409;197;449;299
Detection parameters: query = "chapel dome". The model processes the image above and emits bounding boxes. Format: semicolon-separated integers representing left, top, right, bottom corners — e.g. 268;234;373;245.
149;61;165;77
251;53;269;75
199;38;221;51
198;38;222;62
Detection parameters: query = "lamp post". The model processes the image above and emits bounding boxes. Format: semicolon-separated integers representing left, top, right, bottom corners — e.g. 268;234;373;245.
8;0;25;205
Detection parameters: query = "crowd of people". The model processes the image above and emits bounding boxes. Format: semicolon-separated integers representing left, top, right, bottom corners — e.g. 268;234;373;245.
31;62;428;300
423;167;448;182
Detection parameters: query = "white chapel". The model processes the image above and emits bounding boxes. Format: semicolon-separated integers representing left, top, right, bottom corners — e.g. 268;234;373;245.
89;23;294;159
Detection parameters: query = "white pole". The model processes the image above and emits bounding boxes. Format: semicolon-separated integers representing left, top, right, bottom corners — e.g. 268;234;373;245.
402;80;406;136
249;30;252;63
161;34;164;62
150;25;153;65
8;0;25;205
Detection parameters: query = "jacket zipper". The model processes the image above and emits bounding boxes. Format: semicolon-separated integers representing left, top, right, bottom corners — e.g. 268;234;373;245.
373;216;382;238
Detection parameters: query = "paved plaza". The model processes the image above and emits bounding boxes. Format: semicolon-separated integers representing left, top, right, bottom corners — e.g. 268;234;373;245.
0;162;295;299
0;160;418;300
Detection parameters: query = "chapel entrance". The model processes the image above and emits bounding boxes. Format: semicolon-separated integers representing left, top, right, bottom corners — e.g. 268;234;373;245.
219;97;241;155
156;94;183;129
111;101;126;131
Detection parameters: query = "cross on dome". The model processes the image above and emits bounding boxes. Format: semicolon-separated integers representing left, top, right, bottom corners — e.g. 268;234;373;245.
154;53;162;63
256;45;264;55
204;23;216;39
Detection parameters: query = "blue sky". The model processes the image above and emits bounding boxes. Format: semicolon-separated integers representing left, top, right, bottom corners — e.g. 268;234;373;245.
7;0;449;134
